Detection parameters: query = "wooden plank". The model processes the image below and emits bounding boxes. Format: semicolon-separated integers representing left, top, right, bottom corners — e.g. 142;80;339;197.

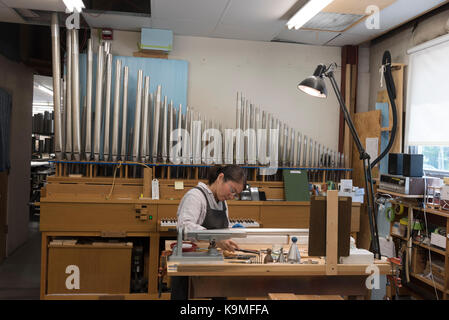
326;190;338;275
352;110;382;188
40;232;49;299
143;167;152;198
133;50;168;59
171;262;391;276
323;0;396;15
268;293;300;300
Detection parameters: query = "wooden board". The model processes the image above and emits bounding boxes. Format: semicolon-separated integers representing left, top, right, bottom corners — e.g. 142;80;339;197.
133;50;168;59
351;110;382;188
268;293;344;300
47;243;132;294
323;0;396;15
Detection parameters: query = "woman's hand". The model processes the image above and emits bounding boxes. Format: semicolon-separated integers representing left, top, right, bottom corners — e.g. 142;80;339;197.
216;239;239;252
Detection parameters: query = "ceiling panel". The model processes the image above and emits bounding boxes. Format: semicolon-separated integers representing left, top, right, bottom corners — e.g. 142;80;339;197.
151;0;229;21
0;7;25;23
212;23;286;41
353;0;447;33
151;17;217;37
82;12;152;31
325;32;373;46
275;29;340;46
323;0;396;15
212;0;296;41
1;0;66;12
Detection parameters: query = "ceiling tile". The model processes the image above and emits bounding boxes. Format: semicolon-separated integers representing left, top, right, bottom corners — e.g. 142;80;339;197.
151;0;229;21
82;12;152;31
275;29;341;46
0;7;25;23
340;0;448;43
151;17;217;37
211;0;296;41
1;0;66;12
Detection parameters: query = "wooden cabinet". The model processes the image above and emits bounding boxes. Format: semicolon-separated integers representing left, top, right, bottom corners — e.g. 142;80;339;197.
47;242;132;294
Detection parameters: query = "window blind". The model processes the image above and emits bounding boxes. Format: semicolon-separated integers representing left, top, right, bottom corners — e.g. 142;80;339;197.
405;35;449;146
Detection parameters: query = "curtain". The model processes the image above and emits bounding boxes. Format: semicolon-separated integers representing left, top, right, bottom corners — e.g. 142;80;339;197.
406;36;449;146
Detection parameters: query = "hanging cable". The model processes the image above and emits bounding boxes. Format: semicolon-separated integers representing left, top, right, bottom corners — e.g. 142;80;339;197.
370;50;398;169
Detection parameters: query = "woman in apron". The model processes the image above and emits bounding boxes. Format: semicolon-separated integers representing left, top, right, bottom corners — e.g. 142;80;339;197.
171;165;246;299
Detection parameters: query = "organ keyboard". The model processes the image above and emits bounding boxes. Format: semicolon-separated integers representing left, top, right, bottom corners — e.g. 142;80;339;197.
159;218;261;232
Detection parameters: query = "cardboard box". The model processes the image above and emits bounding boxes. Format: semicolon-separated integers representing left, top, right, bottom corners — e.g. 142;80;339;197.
431;233;446;249
47;242;133;294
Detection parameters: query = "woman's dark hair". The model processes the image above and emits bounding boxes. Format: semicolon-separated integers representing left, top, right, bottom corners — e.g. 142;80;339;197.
207;165;246;186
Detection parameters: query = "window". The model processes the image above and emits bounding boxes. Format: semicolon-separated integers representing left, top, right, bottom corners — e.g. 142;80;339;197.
406;34;449;174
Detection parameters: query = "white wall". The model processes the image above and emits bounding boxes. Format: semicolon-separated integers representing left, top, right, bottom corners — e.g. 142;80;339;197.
369;8;449;111
93;30;342;150
0;54;33;256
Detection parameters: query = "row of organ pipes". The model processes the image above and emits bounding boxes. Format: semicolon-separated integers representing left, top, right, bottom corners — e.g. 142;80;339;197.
51;13;346;181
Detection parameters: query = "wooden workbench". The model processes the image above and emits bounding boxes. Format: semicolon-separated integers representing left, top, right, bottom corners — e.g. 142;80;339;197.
39;175;363;300
167;249;391;299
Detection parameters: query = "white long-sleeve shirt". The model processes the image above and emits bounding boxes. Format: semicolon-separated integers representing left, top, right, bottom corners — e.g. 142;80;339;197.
176;182;229;233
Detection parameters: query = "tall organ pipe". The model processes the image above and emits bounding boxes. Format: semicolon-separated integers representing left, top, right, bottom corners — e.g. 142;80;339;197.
132;70;143;162
111;59;122;162
85;38;93;160
120;66;129;161
140;76;150;163
51;13;62;160
93;44;104;162
65;29;72;160
152;86;161;162
103;53;113;161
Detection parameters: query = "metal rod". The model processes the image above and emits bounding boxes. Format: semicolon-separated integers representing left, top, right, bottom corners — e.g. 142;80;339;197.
103;53;113;161
120;66;128;161
132;70;143;162
71;29;81;161
93;43;104;162
176;104;183;164
162;96;168;163
152;85;161;163
51;13;63;160
111;59;121;162
65;29;72;160
168;101;174;163
235;94;244;164
146;93;153;162
140;76;150;163
85;38;93;160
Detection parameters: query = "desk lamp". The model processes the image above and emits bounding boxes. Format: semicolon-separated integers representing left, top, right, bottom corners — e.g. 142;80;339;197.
297;53;398;259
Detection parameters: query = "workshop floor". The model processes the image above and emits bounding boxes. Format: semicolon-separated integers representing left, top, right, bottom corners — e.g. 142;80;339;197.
0;221;41;300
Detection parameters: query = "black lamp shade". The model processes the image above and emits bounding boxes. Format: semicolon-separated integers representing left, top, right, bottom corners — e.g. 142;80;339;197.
298;76;327;98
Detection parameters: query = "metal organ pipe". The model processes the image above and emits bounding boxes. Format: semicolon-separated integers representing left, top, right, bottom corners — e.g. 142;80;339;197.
51;13;62;160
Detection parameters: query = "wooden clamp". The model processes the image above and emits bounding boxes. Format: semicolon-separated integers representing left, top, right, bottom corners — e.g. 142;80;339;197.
326;190;339;275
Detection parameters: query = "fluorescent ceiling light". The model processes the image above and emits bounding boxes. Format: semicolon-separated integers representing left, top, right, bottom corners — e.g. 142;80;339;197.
35;84;53;96
287;0;335;30
62;0;85;13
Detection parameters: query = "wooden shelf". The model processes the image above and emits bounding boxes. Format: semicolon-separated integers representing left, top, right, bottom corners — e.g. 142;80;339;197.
385;188;449;299
391;230;446;256
377;189;424;198
410;272;446;293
